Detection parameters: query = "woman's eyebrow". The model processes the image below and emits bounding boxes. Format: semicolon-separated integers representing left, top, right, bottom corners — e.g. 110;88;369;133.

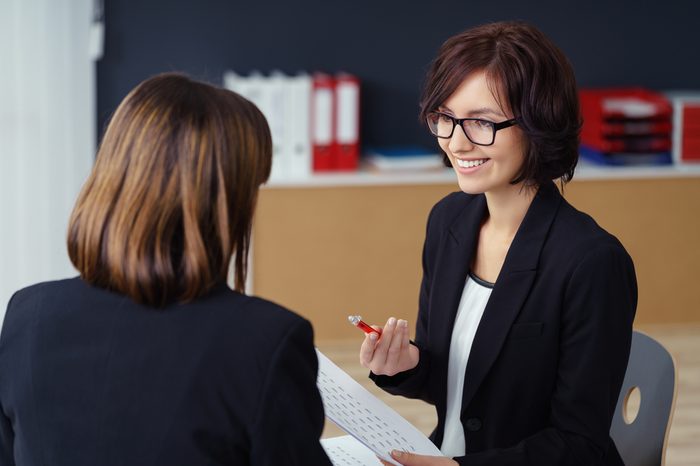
438;106;506;119
467;107;506;118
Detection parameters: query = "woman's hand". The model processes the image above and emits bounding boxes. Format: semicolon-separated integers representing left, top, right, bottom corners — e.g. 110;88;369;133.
379;450;459;466
359;317;419;376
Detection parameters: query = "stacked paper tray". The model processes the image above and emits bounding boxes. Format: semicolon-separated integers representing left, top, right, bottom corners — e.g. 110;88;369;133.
580;88;673;165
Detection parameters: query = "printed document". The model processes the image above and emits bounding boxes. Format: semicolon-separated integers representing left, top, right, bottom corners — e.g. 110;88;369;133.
316;349;443;465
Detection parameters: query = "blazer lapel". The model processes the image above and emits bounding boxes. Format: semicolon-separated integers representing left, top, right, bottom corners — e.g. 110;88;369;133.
429;194;487;399
460;182;563;411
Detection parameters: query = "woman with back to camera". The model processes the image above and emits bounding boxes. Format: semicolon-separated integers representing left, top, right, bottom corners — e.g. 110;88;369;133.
0;73;332;465
359;22;637;465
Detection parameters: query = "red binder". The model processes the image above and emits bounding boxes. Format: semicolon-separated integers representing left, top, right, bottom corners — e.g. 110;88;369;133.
679;102;700;161
311;73;336;172
334;73;360;170
665;92;700;163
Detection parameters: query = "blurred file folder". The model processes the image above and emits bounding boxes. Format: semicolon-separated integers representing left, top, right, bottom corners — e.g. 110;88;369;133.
666;91;700;164
224;70;284;179
335;73;360;171
224;70;362;178
288;73;313;178
312;73;336;172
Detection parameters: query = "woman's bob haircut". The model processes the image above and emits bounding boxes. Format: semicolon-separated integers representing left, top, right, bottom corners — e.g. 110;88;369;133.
68;73;272;307
420;21;582;186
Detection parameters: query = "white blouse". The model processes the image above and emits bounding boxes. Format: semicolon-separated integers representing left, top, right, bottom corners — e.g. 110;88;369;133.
440;273;493;458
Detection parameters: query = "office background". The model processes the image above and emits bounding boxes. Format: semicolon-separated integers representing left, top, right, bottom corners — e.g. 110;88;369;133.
97;0;700;149
1;1;699;464
93;0;700;330
3;0;699;336
3;0;700;335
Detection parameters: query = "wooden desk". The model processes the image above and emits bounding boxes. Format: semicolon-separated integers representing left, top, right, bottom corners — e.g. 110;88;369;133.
252;171;700;340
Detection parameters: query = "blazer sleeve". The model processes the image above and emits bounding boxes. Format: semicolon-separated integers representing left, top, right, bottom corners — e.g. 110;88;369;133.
369;201;439;405
0;294;16;465
248;318;332;466
454;242;637;466
0;399;13;465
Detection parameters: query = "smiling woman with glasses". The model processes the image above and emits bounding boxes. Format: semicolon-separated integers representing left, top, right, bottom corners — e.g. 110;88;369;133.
357;22;637;466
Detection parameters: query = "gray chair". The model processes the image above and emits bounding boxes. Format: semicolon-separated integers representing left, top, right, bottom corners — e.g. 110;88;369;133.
610;331;678;466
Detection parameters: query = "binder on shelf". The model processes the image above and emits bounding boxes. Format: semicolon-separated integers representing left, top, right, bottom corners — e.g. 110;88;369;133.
287;73;313;178
267;71;290;180
224;71;291;180
666;91;700;164
334;73;360;171
311;73;336;172
224;69;362;175
222;70;243;95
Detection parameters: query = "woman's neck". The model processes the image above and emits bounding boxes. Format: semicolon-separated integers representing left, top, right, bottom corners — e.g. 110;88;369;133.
483;182;538;238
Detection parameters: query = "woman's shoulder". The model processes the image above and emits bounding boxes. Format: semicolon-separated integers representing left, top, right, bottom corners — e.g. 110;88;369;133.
3;278;311;347
0;278;84;352
200;290;317;385
549;197;633;265
199;288;315;353
3;277;82;320
202;287;309;330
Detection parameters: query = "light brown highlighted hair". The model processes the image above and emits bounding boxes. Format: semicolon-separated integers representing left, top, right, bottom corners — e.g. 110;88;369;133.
68;73;272;307
420;21;581;186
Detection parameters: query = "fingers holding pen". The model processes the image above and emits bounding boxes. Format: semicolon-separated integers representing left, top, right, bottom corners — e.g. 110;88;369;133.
374;317;397;365
359;317;396;370
357;316;419;376
359;326;381;367
386;319;408;369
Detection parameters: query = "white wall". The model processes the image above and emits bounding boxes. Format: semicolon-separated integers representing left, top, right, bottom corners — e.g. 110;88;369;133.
0;0;96;323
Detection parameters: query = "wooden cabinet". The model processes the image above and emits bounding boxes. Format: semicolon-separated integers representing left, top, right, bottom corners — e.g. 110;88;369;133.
252;172;700;341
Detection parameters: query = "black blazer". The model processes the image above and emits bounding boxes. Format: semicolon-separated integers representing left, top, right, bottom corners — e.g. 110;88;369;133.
372;182;637;465
0;278;332;466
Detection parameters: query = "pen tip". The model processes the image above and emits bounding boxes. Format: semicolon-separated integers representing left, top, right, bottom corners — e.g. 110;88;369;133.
348;315;360;324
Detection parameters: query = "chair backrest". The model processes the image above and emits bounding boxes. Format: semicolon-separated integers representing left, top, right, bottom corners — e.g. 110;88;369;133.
610;330;677;466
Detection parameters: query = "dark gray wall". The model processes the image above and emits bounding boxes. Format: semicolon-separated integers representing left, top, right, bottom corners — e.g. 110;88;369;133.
97;0;699;150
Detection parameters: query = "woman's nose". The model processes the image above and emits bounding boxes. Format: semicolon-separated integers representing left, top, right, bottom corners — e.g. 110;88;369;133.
448;124;475;153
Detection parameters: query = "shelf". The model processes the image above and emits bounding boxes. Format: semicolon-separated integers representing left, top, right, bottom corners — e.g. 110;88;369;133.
264;169;455;188
572;162;700;181
263;162;700;189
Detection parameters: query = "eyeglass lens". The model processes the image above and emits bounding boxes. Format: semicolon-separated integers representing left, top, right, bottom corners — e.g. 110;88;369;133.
427;113;495;145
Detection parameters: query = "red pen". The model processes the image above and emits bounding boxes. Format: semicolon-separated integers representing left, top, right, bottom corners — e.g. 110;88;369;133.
348;315;382;336
348;315;416;345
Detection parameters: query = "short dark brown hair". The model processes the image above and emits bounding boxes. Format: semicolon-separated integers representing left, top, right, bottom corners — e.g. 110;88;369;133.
68;73;272;307
420;21;581;185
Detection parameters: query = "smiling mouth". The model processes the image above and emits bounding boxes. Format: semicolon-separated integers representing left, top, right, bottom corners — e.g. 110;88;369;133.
455;158;488;168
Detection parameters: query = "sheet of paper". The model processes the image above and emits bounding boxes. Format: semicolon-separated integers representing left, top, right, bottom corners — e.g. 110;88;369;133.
321;435;383;466
316;349;443;466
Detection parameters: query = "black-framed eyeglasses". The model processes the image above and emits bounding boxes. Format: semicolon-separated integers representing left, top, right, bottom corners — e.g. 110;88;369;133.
426;111;519;146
